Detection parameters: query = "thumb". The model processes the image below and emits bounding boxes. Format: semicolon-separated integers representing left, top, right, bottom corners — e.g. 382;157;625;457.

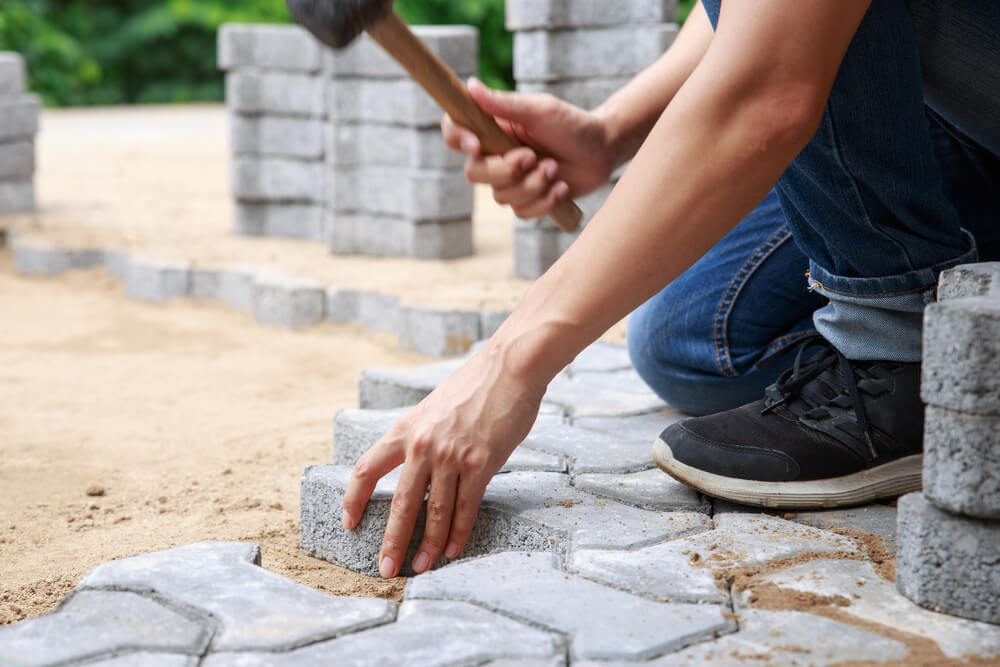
467;77;545;125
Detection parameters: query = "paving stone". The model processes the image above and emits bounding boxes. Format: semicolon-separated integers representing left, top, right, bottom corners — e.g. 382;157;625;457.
225;70;325;117
514;24;678;82
514;222;562;279
323;26;478;79
102;248;130;279
740;556;1000;659
230;113;325;159
0;94;40;142
189;267;224;300
791;503;898;557
85;653;198;667
518;76;631;110
407;551;731;660
201;599;561;666
234;201;324;241
326;286;359;324
0;589;209;666
217;23;322;72
923;404;1000;519
480;310;510;338
251;273;325;328
0;178;34;213
542;366;667;418
301;466;709;577
12;239;103;276
571;513;859;604
79;541;397;652
565;341;633;374
325;122;463;169
521;413;657;473
217;266;259;311
327;212;473;259
937;262;1000;300
231;156;324;202
506;0;676;30
354;291;402;336
359;357;460;408
327;76;475;127
125;257;190;303
922;296;1000;416
571;410;680;443
896;492;1000;625
573;468;707;512
0;52;26;94
0;139;33;179
327;166;473;221
399;307;481;357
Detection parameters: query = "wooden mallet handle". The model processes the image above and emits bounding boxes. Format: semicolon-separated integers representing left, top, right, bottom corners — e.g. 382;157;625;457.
367;12;582;233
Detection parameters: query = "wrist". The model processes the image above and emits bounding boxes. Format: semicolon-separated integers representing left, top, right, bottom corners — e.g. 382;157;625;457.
483;315;578;391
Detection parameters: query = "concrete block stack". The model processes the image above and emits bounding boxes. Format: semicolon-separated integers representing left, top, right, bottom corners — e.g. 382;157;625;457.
506;0;679;278
0;52;39;215
219;24;328;241
897;262;1000;625
324;28;478;259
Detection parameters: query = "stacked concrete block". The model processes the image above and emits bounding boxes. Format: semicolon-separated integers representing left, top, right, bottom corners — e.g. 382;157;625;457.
324;28;478;259
0;52;39;215
507;1;678;278
896;265;1000;625
219;24;327;241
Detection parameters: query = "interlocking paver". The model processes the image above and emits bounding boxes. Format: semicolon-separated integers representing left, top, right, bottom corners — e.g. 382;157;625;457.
543;367;668;417
518;77;632;111
326;123;463;170
0;179;33;213
323;27;478;79
85;653;199;667
521;413;657;473
225;70;326;117
923;405;1000;518
217;24;322;72
506;0;676;30
328;212;473;259
230;114;325;159
12;239;102;276
398;307;481;357
0;94;41;142
325;287;360;324
0;52;26;94
572;468;707;512
937;262;1000;300
234;202;324;241
251;273;325;329
125;257;190;303
790;503;898;556
359;357;464;408
326;166;472;221
0;140;33;179
231;156;323;202
356;291;402;335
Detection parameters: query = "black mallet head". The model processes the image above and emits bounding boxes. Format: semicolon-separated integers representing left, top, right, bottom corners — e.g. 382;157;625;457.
285;0;395;49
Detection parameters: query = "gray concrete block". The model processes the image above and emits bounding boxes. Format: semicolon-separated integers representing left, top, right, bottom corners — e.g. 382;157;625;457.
86;653;198;667
521;413;657;474
327;211;473;260
514;222;561;279
480;310;509;339
359;357;465;408
217;23;322;72
922;297;1000;416
0;589;209;666
0;52;26;94
356;291;402;334
231;156;324;202
326;286;359;324
897;493;1000;624
218;266;259;311
514;24;678;82
573;468;707;512
399;307;481;357
0;94;40;142
189;267;223;300
125;257;190;302
12;239;103;276
324;26;478;79
234;201;324;241
406;551;731;661
519;75;631;109
326;122;463;169
0;178;34;213
543;367;667;418
571;513;858;605
251;273;325;328
327;76;475;127
201;600;561;667
792;503;899;557
79;541;396;652
923;405;1000;519
937;262;1000;301
225;70;325;117
0;140;33;179
230;113;325;159
566;341;633;374
102;249;130;279
327;166;473;221
506;0;677;30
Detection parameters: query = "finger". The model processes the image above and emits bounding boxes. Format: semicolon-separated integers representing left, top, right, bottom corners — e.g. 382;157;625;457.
464;148;537;189
493;160;556;207
441;114;480;156
512;181;571;220
378;462;430;578
467;77;555;125
444;476;488;559
411;470;458;574
343;437;405;530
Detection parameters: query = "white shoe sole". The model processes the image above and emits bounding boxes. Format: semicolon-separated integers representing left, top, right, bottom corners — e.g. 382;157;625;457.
653;437;922;509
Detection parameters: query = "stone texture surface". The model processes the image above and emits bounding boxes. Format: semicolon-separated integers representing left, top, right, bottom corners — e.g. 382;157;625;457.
406;551;732;661
217;23;322;72
543;366;667;417
0;178;34;213
356;291;402;335
399;307;482;357
323;27;478;79
86;654;198;667
923;404;1000;519
225;70;325;117
518;77;631;110
234;202;324;241
0;51;26;94
251;273;325;328
0;94;41;142
326;166;472;221
521;413;657;473
326;76;475;127
230;113;325;159
896;492;1000;625
125;258;190;303
231;157;324;202
217;266;259;311
791;503;898;557
12;239;103;276
0;139;34;179
359;356;463;409
327;212;473;259
572;468;707;512
506;0;677;30
937;262;1000;300
325;123;463;169
325;287;359;324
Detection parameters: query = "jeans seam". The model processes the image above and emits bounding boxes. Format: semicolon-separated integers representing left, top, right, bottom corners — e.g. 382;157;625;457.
809;279;936;298
713;226;793;378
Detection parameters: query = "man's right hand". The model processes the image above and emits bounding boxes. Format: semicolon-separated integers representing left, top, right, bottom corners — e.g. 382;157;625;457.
442;78;615;220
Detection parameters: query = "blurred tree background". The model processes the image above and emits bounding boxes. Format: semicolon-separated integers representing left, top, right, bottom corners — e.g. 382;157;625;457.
0;0;696;107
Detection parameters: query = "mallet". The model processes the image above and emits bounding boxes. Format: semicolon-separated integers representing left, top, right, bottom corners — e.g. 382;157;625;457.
285;0;583;233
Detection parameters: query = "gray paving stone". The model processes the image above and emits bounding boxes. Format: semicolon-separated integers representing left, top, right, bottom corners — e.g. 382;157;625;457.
0;52;26;94
565;341;633;374
323;26;478;79
542;366;667;418
573;468;707;512
225;70;325;117
896;492;1000;625
923;404;1000;519
80;541;397;652
231;156;324;202
189;267;223;300
85;653;198;667
234;201;324;241
0;139;33;179
506;0;676;30
937;262;1000;300
201;599;561;666
353;291;401;336
12;239;103;276
327;211;473;259
514;223;562;279
518;77;631;110
480;310;510;338
741;556;1000;659
327;76;475;127
217;23;322;72
0;93;40;142
521;413;657;474
0;178;34;213
326;122;463;169
301;466;708;577
359;357;462;408
251;273;325;328
399;307;481;357
102;248;130;279
125;257;190;303
406;551;731;660
571;513;859;604
230;113;325;159
514;24;678;82
791;503;898;557
218;266;259;311
327;166;473;221
326;286;359;324
0;589;209;667
572;410;681;443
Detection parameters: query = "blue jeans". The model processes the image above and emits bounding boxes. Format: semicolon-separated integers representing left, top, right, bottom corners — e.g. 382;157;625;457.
628;0;1000;416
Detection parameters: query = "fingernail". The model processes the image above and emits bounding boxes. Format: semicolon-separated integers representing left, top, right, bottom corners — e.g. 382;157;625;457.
520;154;536;171
554;181;570;199
445;542;460;559
413;551;430;573
379;556;395;579
544;162;558;180
341;509;353;529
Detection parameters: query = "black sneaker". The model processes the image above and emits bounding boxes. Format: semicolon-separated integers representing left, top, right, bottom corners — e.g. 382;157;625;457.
653;336;923;508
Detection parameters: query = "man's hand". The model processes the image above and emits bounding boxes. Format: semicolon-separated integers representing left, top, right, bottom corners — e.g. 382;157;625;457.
341;341;548;578
442;78;614;220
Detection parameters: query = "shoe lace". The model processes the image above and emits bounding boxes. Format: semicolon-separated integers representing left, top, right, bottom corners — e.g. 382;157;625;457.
760;336;885;459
